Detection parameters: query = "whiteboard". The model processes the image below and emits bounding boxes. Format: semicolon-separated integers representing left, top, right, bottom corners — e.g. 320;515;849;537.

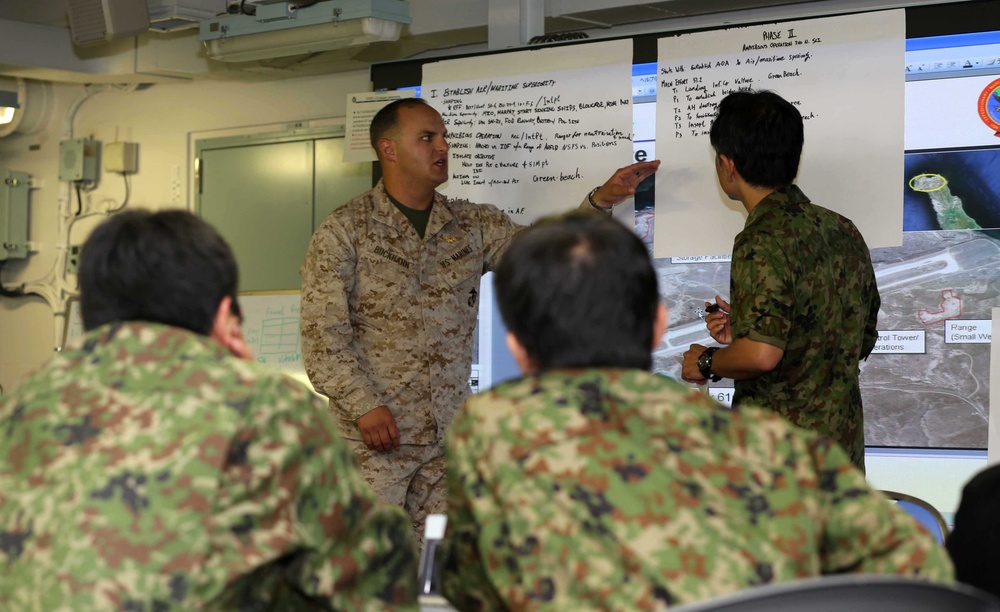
422;39;635;226
239;291;304;376
653;9;905;257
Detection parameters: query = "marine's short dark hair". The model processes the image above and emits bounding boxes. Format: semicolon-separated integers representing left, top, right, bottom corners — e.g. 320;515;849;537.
709;89;803;189
79;209;239;334
494;211;659;371
369;97;431;153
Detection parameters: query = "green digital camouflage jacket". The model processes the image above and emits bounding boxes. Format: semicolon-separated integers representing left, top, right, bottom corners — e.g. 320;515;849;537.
729;185;880;469
440;369;951;610
0;322;418;610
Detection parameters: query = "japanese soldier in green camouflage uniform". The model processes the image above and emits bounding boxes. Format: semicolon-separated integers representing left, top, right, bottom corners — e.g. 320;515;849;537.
682;90;880;470
441;211;950;610
0;210;418;610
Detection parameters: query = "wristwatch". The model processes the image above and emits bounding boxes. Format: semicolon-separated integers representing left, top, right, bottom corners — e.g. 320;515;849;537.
697;347;722;382
587;186;613;214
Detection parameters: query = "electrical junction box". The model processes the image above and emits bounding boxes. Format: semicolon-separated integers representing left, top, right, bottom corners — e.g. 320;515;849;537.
60;138;100;182
0;170;31;261
104;141;139;173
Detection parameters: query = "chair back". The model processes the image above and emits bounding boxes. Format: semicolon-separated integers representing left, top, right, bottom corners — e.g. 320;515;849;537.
418;514;448;596
881;489;949;543
417;514;451;610
668;575;1000;612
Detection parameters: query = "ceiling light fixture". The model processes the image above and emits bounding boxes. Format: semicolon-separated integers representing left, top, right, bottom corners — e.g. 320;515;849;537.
199;0;411;63
0;90;18;126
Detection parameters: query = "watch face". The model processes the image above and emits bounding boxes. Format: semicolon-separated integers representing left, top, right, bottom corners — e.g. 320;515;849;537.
698;351;712;375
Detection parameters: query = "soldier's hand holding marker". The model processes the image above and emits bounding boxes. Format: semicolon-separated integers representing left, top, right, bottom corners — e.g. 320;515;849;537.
704;295;732;345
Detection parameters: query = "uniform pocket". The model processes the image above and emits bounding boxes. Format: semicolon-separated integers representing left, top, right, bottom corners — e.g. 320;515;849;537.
354;249;413;328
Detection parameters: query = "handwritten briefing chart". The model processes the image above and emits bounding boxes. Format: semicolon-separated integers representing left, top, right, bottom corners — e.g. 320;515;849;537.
422;40;634;225
653;10;905;258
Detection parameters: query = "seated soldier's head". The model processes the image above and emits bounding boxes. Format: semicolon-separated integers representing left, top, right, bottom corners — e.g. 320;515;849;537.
79;209;248;356
494;211;666;374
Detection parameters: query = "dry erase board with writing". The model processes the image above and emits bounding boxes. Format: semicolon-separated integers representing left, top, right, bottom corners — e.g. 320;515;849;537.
239;291;304;375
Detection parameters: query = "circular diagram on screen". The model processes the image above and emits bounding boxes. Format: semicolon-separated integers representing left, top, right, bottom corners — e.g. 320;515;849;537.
978;77;1000;134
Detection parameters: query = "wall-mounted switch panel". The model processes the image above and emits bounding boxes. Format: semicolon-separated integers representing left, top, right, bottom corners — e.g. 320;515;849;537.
104;141;138;174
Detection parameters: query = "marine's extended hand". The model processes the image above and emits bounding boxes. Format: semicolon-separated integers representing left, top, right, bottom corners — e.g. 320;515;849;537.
357;405;401;453
705;295;732;345
590;160;661;210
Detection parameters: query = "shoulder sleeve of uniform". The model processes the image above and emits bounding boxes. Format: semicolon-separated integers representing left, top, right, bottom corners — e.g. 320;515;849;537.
472;202;524;274
211;378;419;608
440;402;509;610
806;432;954;582
730;229;793;350
300;207;382;420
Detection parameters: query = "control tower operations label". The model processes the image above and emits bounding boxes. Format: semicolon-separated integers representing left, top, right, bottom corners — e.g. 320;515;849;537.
871;330;926;354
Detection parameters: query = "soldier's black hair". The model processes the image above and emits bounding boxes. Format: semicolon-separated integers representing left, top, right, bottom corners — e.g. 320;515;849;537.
79;209;239;334
369;97;432;154
709;89;803;189
495;211;659;371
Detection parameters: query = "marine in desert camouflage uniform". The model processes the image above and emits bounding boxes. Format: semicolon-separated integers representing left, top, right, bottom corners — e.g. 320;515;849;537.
683;90;880;470
441;211;951;610
0;210;417;610
300;97;659;544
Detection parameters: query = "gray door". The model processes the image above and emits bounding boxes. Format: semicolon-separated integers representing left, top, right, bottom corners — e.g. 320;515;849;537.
314;137;371;228
197;129;371;292
200;140;315;291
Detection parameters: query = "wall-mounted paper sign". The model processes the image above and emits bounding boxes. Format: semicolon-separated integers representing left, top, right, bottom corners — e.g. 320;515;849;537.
343;89;416;162
653;9;905;258
422;39;634;226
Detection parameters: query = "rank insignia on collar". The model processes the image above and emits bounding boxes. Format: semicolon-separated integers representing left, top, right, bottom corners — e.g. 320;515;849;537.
441;236;459;243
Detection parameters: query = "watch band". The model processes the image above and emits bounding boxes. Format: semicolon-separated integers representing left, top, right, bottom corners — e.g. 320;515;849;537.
698;346;722;382
587;186;612;214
